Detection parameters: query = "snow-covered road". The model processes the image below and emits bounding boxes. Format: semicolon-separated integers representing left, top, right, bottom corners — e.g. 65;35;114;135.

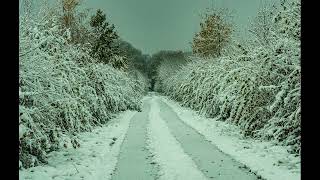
112;95;258;180
19;94;300;180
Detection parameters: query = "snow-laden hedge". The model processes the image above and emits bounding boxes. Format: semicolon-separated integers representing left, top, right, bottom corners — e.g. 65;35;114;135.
154;52;188;92
157;1;300;154
19;16;148;168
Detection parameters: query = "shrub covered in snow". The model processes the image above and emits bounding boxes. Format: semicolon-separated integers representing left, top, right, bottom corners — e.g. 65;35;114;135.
155;51;188;92
19;11;148;168
157;0;300;154
148;51;189;91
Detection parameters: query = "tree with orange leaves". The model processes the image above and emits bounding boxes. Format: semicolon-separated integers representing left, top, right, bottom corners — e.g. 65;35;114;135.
192;9;233;58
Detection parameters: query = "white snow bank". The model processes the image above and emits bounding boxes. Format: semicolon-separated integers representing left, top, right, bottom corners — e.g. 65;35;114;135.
161;96;300;180
147;98;207;180
19;111;135;180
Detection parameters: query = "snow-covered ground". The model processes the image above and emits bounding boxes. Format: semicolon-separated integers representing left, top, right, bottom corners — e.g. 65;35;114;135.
160;96;300;180
147;98;207;180
19;94;300;180
19;111;135;180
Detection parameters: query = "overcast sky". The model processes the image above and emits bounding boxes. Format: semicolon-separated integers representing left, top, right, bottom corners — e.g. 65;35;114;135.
25;0;279;55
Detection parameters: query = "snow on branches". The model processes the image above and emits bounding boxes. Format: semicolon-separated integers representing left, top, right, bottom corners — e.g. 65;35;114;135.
19;13;148;168
157;0;300;154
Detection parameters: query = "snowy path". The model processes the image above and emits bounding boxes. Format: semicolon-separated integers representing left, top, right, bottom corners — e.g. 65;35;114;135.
147;98;207;180
19;94;299;180
157;98;258;180
111;98;159;180
112;95;259;180
160;95;300;180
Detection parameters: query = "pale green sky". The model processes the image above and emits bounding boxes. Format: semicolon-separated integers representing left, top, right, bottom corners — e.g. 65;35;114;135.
25;0;279;55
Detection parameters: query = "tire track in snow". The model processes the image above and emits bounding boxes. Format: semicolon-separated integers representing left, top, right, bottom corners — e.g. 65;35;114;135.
157;98;260;180
161;96;300;180
111;98;159;180
147;98;207;180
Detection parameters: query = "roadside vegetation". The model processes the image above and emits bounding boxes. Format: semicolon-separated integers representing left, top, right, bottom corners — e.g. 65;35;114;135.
151;0;300;154
19;0;149;168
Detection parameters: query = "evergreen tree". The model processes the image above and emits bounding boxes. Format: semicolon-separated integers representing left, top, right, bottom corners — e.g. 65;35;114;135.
90;9;120;64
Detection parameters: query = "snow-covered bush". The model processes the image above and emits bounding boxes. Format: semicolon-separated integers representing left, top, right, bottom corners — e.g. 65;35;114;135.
158;0;300;154
155;51;188;92
19;13;147;168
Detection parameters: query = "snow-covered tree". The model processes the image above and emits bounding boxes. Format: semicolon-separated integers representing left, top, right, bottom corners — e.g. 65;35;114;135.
58;0;91;44
249;0;276;47
90;9;124;67
118;40;149;74
192;8;233;58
